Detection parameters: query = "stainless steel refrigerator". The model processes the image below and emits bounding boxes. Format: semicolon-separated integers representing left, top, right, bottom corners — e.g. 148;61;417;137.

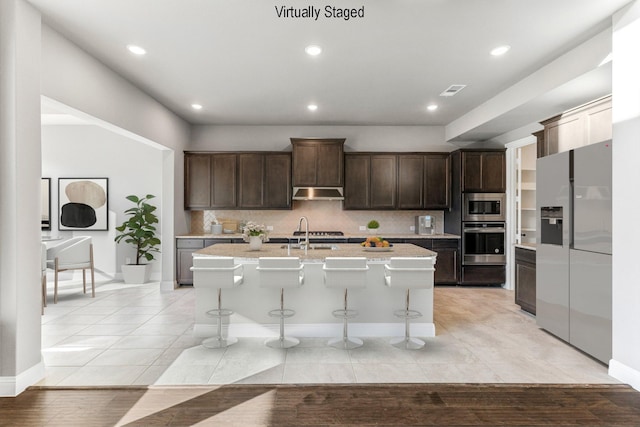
536;140;612;364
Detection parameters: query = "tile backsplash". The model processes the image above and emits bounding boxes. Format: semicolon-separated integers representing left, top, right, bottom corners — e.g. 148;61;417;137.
190;201;445;235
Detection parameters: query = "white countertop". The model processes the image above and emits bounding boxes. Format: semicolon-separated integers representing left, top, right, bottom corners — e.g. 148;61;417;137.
177;232;460;239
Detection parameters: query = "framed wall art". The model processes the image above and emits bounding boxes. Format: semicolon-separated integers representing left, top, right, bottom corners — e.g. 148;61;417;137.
58;178;109;231
41;178;51;230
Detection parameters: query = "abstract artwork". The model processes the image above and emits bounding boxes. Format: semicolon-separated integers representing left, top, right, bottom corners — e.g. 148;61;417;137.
58;178;108;230
41;178;51;230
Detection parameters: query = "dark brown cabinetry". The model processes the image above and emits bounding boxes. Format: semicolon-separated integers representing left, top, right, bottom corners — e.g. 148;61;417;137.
403;238;460;284
291;138;344;187
344;153;450;210
184;152;291;210
515;247;536;314
424;154;451;209
462;151;506;192
176;238;233;285
397;155;424;209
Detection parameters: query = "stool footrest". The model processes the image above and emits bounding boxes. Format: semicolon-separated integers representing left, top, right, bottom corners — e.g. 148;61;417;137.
268;308;296;319
206;308;234;318
393;309;422;320
331;308;359;319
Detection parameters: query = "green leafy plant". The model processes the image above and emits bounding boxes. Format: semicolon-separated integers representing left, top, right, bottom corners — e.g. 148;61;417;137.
114;194;161;265
367;220;380;229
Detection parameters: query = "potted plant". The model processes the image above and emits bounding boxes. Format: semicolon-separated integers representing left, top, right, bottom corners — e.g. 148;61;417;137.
367;219;380;234
242;221;269;250
115;194;161;284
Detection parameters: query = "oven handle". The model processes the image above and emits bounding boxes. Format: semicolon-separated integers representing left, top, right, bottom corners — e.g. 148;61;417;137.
463;227;506;233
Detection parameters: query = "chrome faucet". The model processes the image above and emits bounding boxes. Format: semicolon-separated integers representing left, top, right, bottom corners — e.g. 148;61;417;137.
297;216;309;254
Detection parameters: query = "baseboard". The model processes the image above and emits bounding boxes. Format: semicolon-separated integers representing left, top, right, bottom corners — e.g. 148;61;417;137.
193;322;436;339
0;361;45;397
609;359;640;391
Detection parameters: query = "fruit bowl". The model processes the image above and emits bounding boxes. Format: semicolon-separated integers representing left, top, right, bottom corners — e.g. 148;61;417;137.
360;236;392;250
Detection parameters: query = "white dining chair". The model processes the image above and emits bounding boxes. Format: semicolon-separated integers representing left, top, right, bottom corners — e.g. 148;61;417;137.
46;236;95;303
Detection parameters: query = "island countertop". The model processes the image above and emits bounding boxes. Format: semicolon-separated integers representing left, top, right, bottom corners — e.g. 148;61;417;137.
194;242;437;261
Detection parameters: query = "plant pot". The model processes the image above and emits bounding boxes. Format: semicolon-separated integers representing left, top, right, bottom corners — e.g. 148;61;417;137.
248;235;263;251
367;228;379;234
121;264;152;284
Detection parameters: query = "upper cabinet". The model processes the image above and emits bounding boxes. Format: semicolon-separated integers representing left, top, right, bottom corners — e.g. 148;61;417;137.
291;138;344;187
184;152;291;210
461;150;506;192
538;95;612;157
344;152;450;210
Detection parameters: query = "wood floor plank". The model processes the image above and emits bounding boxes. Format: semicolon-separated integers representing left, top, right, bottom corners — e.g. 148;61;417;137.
0;384;638;426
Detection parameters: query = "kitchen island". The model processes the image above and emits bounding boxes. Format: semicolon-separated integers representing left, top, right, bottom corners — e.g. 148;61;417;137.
192;243;437;340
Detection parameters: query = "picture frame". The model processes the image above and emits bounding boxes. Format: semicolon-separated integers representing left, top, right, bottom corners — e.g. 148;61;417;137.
41;178;51;230
58;178;109;231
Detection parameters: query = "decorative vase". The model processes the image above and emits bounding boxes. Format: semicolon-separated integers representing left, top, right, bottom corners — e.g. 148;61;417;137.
249;235;263;251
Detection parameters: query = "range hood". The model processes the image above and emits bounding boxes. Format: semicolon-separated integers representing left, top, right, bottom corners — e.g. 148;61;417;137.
292;187;344;201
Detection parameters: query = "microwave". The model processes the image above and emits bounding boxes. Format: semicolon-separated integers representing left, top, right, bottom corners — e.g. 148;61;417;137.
463;193;506;222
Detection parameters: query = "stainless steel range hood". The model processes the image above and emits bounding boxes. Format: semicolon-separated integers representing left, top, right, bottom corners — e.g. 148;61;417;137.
292;187;344;201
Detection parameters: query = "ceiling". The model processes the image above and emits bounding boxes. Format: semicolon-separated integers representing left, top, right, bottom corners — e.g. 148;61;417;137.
29;0;630;140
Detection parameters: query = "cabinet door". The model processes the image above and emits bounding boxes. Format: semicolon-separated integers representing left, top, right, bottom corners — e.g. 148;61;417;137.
317;143;344;186
397;155;424;209
238;154;265;208
184;154;211;209
211;154;237;208
370;155;396;209
462;152;483;192
344;154;371;209
292;143;317;186
432;239;460;284
462;151;505;192
481;152;506;192
515;256;536;314
176;249;195;285
424;154;450;209
265;153;292;209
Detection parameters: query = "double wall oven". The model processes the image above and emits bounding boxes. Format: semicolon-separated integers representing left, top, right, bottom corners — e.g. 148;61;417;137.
462;193;506;266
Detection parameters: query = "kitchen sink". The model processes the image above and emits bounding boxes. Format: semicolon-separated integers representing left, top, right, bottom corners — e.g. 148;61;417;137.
281;244;339;250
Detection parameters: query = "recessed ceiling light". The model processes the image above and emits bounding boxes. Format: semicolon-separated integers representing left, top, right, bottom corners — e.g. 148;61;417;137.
490;45;511;56
305;45;322;56
127;44;147;55
427;104;438;112
307;104;318;111
191;104;203;110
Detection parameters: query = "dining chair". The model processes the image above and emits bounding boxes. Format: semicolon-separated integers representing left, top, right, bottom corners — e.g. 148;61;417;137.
46;236;95;303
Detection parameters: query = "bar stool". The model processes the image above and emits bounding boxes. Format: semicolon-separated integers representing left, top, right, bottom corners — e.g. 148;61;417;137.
256;257;304;349
191;256;243;348
384;257;436;350
323;257;369;349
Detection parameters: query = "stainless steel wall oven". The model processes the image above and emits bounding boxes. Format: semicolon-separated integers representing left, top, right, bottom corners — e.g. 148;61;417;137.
462;222;506;265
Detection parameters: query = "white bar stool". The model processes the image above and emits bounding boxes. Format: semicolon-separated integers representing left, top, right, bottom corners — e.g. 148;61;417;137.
384;257;436;350
257;257;304;349
323;257;369;349
191;256;243;348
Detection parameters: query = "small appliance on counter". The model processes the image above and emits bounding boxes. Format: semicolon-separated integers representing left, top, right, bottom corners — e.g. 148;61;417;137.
415;215;435;235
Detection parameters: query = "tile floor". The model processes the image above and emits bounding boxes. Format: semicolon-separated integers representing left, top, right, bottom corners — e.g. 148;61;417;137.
38;273;617;386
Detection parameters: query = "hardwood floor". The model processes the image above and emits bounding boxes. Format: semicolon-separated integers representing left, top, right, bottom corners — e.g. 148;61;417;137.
2;384;640;426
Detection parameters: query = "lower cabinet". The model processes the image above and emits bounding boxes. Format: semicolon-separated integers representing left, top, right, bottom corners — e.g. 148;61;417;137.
176;238;232;285
515;247;536;314
403;238;460;285
462;265;506;285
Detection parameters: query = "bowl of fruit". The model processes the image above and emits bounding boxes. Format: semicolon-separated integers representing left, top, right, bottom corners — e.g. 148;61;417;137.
360;236;393;251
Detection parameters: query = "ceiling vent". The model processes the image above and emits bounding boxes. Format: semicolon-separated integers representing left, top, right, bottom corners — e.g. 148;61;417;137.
440;84;466;97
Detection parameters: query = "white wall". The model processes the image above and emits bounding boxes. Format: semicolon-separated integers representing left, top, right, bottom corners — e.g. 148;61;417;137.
0;0;44;395
40;23;192;290
42;125;164;278
610;0;640;390
191;125;451;152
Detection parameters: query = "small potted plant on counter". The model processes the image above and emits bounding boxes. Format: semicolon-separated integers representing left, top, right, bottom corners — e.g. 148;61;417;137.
242;221;269;250
115;194;161;284
367;219;380;234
